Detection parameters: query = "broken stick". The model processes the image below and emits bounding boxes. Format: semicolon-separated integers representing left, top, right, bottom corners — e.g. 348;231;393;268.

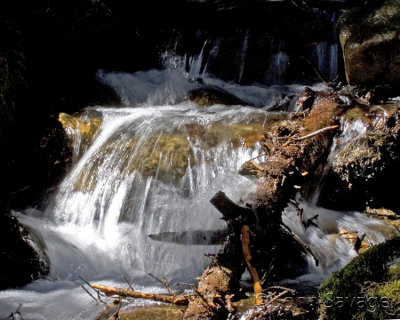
91;284;189;306
282;125;339;147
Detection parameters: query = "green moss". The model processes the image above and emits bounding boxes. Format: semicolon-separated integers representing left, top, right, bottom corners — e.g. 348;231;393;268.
319;237;400;319
388;260;400;279
376;280;400;305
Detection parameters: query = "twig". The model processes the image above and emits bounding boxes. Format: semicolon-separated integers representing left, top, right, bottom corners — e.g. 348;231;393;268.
204;254;229;276
268;290;289;304
305;214;319;229
123;275;135;291
79;275;107;304
281;223;319;266
266;286;296;294
8;304;23;320
148;273;173;294
174;282;210;308
289;199;305;230
91;284;188;306
80;284;100;304
299;54;329;85
282;125;339;147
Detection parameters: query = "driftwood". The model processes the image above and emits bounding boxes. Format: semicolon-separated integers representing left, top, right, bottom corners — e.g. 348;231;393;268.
91;284;189;306
184;90;343;319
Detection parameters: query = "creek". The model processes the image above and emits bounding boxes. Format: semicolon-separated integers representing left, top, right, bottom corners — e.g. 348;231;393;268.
0;23;396;319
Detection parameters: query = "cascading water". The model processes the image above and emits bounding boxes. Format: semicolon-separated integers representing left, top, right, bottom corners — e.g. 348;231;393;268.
0;60;287;319
0;30;396;319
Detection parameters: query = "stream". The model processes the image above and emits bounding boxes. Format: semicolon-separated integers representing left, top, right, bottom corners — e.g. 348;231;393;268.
0;43;396;319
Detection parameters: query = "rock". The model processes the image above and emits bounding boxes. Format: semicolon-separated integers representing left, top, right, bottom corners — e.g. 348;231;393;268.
317;105;400;212
188;87;248;107
364;207;400;233
294;87;316;112
64;112;275;190
267;94;297;112
58;111;103;159
319;237;400;319
0;214;49;289
338;0;400;86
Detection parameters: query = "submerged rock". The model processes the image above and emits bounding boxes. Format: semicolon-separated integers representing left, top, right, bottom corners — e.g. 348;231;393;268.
60;110;275;190
319;237;400;319
338;0;400;86
188;87;248;107
0;214;49;289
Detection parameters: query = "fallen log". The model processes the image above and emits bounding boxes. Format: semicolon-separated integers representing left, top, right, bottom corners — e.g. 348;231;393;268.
184;90;343;320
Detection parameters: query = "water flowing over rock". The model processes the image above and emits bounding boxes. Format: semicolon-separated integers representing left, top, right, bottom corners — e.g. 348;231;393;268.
58;111;103;160
318;105;400;212
188;87;248;107
338;0;400;86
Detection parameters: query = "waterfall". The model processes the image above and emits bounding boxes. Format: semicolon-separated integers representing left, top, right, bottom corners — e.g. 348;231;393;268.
0;66;280;319
264;50;290;85
43;102;271;282
238;30;250;84
0;49;394;319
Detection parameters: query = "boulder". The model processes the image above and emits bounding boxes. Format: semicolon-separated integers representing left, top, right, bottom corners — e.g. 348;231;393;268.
319;237;400;319
0;214;49;289
338;0;400;86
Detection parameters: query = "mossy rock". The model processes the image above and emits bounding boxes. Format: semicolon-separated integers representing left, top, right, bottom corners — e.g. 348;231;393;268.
319;237;400;319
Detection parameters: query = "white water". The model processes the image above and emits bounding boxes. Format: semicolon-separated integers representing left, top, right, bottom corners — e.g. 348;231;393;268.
0;64;274;319
0;54;396;319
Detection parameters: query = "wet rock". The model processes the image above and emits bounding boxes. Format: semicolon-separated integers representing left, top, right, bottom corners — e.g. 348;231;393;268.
331;131;395;183
364;208;400;233
58;111;103;159
267;94;297;112
188;87;248;107
294;87;316;112
67;113;274;190
317;106;400;212
338;0;400;86
319;236;400;319
0;214;49;289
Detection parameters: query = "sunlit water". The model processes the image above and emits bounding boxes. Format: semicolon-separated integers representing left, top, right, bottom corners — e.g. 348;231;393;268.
0;56;395;319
